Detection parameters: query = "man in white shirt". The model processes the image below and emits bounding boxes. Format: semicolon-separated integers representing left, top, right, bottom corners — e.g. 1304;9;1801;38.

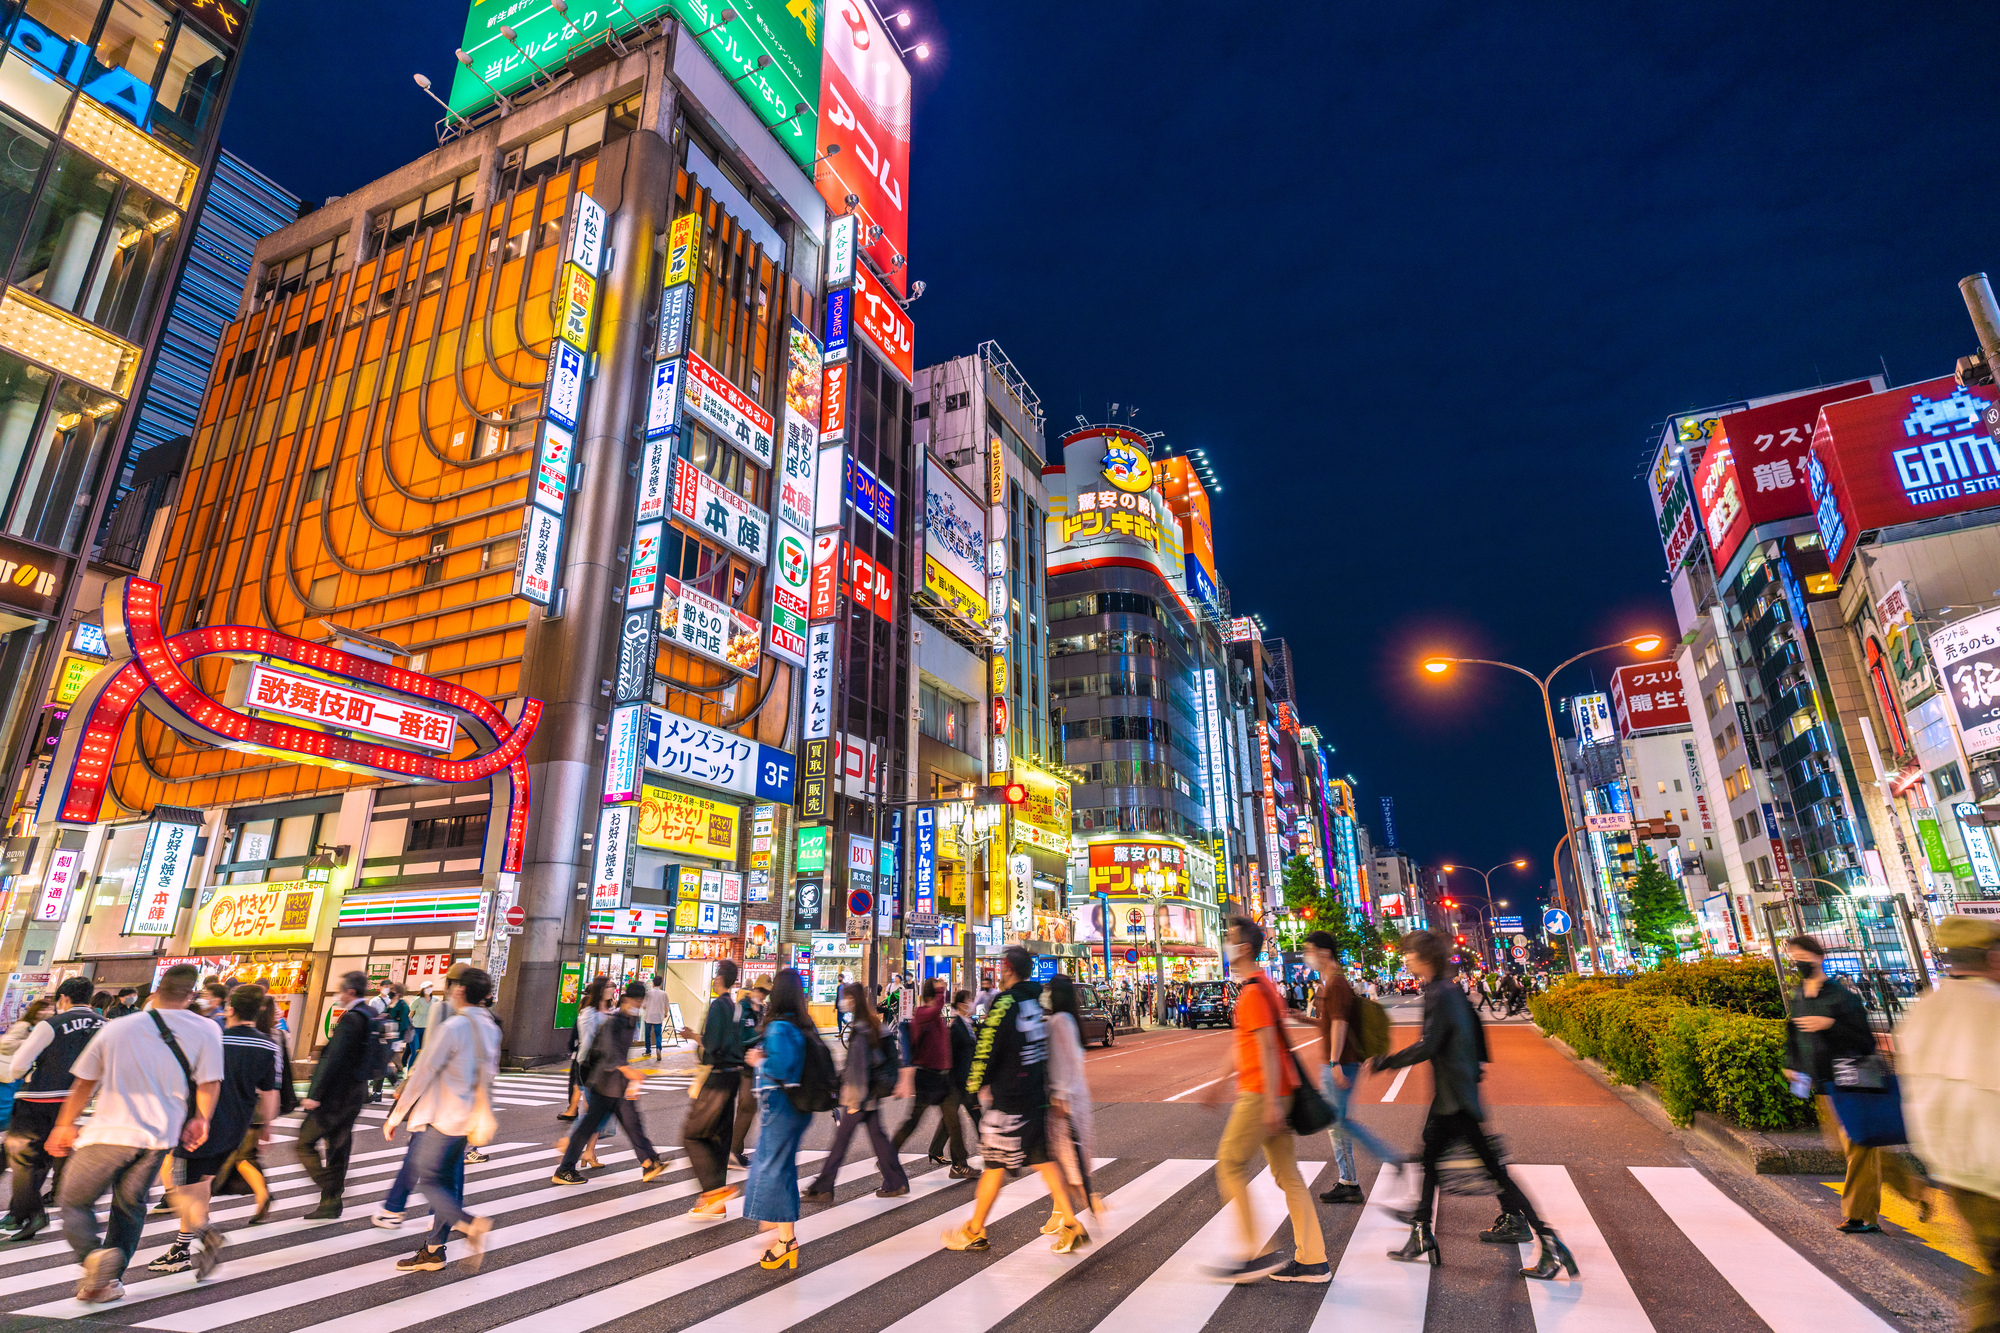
48;964;222;1305
381;968;499;1273
642;975;668;1058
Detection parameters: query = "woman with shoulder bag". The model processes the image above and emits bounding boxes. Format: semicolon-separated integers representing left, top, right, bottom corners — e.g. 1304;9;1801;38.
802;983;909;1204
743;968;814;1270
1045;974;1102;1225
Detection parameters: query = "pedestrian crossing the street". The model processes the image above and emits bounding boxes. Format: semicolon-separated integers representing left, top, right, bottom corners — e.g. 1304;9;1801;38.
0;1142;1904;1332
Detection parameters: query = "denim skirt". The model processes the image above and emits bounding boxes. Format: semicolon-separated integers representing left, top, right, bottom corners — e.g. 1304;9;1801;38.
743;1087;812;1223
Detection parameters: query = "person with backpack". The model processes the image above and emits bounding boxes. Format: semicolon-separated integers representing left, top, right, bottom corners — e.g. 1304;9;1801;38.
1372;929;1575;1279
380;967;500;1273
744;968;823;1270
4;978;102;1242
679;959;748;1218
550;981;668;1186
802;982;909;1204
295;972;375;1219
1303;931;1405;1205
373;982;411;1097
47;964;222;1305
891;978;975;1177
731;986;763;1167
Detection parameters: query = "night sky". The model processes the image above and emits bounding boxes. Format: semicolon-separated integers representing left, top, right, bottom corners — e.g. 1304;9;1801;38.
224;3;2000;918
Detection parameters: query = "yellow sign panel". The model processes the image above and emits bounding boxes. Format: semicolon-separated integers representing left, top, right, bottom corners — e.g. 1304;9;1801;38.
991;651;1008;697
665;214;700;288
557;263;596;352
1014;766;1071;839
923;555;987;623
191;881;325;950
54;656;96;704
639;784;740;860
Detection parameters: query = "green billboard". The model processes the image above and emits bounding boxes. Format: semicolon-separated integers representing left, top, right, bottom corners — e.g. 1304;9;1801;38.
449;0;824;168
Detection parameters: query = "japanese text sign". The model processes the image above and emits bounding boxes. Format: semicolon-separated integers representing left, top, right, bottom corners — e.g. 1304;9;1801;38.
245;664;457;751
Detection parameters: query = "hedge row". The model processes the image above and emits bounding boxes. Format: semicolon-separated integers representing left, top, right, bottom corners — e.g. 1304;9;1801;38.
1529;960;1813;1132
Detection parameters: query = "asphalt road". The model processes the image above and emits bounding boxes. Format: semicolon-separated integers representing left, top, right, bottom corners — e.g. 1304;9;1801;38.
0;1004;1971;1332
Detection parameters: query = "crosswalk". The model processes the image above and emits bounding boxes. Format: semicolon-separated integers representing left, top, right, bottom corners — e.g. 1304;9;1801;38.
259;1070;689;1140
0;1140;1902;1331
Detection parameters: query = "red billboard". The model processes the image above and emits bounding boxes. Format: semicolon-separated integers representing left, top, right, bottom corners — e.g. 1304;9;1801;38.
1809;376;2000;573
1611;662;1689;735
817;0;911;298
1695;381;1875;574
849;261;913;384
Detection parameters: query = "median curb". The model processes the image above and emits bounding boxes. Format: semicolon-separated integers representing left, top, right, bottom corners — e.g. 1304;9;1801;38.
1543;1033;1856;1175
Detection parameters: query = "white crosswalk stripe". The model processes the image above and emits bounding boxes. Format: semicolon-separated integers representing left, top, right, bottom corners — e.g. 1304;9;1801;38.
0;1155;1908;1332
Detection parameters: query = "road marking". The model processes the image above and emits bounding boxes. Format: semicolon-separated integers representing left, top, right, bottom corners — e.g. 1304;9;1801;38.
1312;1165;1430;1332
1088;1166;1278;1332
1631;1166;1896;1333
876;1159;1213;1333
475;1154;945;1333
1381;1067;1411;1102
1511;1164;1653;1332
1166;1076;1228;1102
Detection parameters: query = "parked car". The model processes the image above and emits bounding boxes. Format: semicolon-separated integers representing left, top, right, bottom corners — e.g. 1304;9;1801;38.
1072;982;1115;1047
1181;981;1232;1029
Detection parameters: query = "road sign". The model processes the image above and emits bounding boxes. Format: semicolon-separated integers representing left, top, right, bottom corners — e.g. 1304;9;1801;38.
1512;943;1528;961
1542;907;1572;935
503;904;526;932
1123;948;1140;964
848;888;872;915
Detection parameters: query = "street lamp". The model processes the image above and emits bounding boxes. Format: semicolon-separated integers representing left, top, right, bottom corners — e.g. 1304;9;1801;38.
1420;633;1666;974
1441;860;1528;969
1144;870;1170;1026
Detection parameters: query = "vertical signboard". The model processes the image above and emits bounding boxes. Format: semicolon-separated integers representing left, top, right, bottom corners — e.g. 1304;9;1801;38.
124;811;203;936
34;846;82;923
914;804;935;915
603;703;644;804
803;621;836;740
591;803;636;910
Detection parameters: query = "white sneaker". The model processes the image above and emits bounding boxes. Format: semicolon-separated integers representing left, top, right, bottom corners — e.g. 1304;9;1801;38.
372;1210;407;1228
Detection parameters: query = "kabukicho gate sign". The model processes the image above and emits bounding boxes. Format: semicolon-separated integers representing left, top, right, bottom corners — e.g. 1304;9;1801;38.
49;578;542;871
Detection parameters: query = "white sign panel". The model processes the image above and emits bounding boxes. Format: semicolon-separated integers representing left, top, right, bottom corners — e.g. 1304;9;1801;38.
660;576;762;675
603;703;644;804
645;358;682;441
124;814;202;937
682;352;775;468
1930;606;2000;756
33;847;81;923
825;212;856;289
1957;803;2000;890
814;445;844;531
672;458;768;566
567;192;606;274
779;411;818;534
627;521;662;610
636;429;672;524
643;707;795;802
515;504;562;605
1585;812;1633;833
533;423;574;515
804;620;836;741
591;803;635;910
245;663;458;750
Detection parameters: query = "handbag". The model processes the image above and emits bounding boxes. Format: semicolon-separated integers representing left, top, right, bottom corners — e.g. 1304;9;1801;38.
465;1013;499;1148
1248;976;1334;1136
1832;1053;1890;1091
682;1072;736;1139
1827;1072;1907;1148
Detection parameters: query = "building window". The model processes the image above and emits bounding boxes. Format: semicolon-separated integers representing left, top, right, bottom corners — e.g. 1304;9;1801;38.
367;171;477;256
481;537;516;571
308;573;338;608
407;813;488;853
1933;763;1967;799
259;233;350;302
304;464;330;501
420;531;447;585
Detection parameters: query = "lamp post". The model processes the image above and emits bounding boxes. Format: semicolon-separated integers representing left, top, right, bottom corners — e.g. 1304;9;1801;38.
1145;871;1169;1027
1441;860;1527;971
1421;633;1665;976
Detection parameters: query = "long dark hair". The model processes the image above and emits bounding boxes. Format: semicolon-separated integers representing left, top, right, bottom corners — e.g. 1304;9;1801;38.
841;982;880;1037
1047;972;1078;1019
582;976;612;1013
761;968;809;1034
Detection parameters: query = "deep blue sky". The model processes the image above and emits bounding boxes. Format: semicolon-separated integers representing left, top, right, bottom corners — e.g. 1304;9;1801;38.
223;3;2000;916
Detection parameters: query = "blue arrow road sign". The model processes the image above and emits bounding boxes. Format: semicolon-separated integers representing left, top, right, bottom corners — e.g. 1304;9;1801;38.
1543;908;1572;935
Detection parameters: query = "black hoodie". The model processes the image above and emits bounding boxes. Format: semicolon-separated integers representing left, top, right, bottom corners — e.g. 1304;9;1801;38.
966;979;1048;1115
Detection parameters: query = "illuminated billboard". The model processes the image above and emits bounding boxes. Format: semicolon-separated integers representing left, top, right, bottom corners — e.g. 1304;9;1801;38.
1694;381;1876;576
1810;375;2000;574
1610;663;1690;734
1044;425;1185;592
449;0;824;169
1157;456;1218;613
814;0;911;295
923;458;986;622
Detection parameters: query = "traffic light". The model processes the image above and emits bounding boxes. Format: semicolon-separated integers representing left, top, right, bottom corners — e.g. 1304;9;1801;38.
965;782;1027;806
1441;897;1456;909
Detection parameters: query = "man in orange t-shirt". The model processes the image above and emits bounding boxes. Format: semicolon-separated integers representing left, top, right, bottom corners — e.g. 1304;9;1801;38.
1201;917;1328;1284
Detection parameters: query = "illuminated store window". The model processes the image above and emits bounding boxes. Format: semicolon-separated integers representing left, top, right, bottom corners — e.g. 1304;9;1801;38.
92;0;171;96
2;371;120;550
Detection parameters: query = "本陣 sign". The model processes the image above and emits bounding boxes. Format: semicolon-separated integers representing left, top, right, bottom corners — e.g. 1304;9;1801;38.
191;881;325;949
123;810;204;937
673;458;768;566
682;351;775;468
244;664;457;751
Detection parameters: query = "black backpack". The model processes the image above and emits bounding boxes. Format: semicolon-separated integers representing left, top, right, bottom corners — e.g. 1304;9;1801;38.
866;1028;901;1101
788;1023;839;1114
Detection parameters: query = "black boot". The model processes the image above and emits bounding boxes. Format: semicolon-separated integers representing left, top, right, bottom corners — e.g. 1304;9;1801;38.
1387;1221;1440;1266
1520;1224;1578;1280
1479;1210;1534;1244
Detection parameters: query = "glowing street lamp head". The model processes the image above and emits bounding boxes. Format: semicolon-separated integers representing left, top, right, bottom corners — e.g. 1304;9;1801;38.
1629;634;1664;654
1421;657;1452;675
1513;859;1527;868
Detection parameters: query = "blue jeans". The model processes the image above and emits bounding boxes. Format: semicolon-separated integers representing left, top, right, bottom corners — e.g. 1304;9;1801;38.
644;1022;663;1054
411;1130;470;1248
1324;1063;1404;1184
744;1088;810;1224
407;1027;424;1061
381;1131;424;1214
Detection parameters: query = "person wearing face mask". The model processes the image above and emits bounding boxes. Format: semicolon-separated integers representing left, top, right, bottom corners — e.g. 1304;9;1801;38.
1781;935;1920;1234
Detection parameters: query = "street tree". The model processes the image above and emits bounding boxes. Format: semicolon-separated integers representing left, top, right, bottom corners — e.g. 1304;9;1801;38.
1627;845;1692;963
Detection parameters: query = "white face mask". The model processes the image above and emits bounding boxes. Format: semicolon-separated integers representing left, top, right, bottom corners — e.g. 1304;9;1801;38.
1225;939;1250;968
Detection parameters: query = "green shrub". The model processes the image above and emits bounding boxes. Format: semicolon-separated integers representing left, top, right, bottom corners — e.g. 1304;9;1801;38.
1625;959;1785;1018
1692;1012;1816;1130
1655;1006;1716;1126
1529;979;1620;1054
1596;993;1689;1086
